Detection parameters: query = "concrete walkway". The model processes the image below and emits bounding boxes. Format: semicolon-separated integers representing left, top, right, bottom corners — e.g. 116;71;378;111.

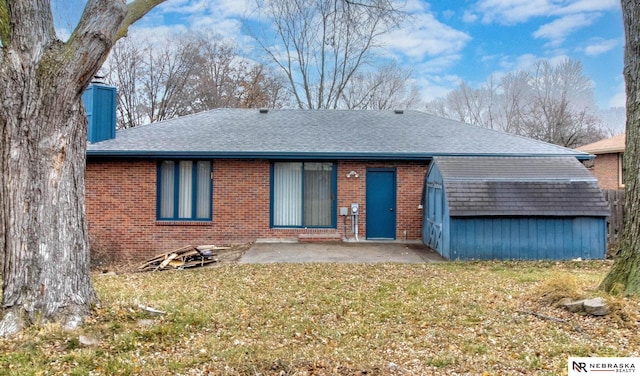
238;241;445;264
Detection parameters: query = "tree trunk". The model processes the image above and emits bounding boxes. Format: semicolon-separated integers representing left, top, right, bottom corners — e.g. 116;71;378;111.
600;0;640;296
0;71;97;335
0;0;165;336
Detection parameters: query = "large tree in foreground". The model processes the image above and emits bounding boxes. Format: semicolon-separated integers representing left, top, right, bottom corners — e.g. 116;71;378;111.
0;0;165;336
600;0;640;296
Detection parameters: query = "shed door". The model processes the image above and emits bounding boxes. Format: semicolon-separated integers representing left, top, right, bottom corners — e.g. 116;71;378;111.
366;169;396;239
426;182;443;253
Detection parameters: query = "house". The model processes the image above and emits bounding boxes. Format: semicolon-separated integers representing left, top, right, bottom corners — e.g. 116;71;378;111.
83;83;604;261
423;156;609;260
577;133;625;190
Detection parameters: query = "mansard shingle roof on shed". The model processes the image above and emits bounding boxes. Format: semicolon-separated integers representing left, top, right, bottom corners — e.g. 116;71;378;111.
87;108;589;159
434;156;610;217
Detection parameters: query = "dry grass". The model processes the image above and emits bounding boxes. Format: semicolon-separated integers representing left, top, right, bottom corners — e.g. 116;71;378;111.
530;273;585;304
0;260;638;375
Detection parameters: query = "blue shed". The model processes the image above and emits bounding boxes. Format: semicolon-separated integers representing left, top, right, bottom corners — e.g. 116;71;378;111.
423;156;610;260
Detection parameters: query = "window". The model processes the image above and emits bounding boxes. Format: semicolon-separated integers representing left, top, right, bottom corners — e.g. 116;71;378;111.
158;160;212;220
272;162;336;227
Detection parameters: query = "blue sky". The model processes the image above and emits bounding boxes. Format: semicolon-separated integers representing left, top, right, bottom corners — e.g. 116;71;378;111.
53;0;624;111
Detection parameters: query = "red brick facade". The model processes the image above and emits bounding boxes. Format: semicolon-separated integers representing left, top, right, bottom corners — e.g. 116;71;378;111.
86;159;429;260
588;153;622;190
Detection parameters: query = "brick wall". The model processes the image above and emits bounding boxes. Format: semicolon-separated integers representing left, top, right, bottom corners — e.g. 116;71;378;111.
86;158;429;260
589;153;621;190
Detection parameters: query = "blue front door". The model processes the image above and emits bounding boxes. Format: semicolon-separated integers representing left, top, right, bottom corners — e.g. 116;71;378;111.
366;169;396;239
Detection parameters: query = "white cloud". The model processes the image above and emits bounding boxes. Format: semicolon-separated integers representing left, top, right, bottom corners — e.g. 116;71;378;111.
609;81;626;108
155;0;251;18
204;0;253;19
415;74;463;102
127;0;253;49
485;53;576;84
584;38;620;56
472;0;618;24
464;0;620;53
546;54;572;66
442;10;456;20
558;0;619;15
379;11;470;61
498;53;538;72
157;0;209;14
400;0;432;13
474;0;557;24
416;55;465;74
533;13;596;46
462;11;478;23
188;16;246;39
126;24;190;48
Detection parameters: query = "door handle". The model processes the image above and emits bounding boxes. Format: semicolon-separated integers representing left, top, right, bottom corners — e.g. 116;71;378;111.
390;208;394;211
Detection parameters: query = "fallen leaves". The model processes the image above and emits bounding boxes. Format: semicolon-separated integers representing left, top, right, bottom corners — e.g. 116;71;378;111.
0;260;637;375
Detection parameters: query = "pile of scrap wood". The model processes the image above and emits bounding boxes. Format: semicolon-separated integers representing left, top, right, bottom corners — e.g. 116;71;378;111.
138;245;229;272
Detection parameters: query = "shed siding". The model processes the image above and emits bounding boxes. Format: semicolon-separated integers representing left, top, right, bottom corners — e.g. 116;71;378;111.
449;217;606;260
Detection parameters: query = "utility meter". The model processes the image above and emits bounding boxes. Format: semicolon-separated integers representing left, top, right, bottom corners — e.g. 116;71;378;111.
350;203;359;215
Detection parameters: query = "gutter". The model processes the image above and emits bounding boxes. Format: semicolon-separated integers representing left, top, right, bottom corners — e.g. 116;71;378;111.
86;150;593;161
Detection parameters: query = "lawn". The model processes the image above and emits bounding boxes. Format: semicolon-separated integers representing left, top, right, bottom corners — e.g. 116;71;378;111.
0;260;638;375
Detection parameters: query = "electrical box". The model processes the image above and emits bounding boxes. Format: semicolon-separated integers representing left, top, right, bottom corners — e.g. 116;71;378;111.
339;207;348;216
350;203;359;215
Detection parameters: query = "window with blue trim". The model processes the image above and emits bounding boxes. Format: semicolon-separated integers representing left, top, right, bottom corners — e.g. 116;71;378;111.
158;160;212;220
272;162;335;227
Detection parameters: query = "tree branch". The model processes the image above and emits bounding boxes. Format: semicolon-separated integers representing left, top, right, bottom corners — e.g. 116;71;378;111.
59;0;165;94
344;0;394;12
115;0;167;41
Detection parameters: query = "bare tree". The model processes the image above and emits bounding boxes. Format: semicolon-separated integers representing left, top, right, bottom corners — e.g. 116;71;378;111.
191;37;245;111
101;38;145;129
600;0;640;296
341;62;421;109
523;59;604;147
141;37;201;123
425;82;486;124
425;58;606;148
460;81;490;126
498;71;530;135
101;36;200;127
598;106;626;136
102;33;289;127
251;0;402;109
0;0;165;336
238;64;290;108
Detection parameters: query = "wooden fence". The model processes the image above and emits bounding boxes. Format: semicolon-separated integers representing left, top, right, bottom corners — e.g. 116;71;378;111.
602;189;625;246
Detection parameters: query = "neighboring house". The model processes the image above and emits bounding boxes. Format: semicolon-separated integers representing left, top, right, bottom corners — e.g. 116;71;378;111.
577;133;625;190
84;83;605;261
423;156;609;260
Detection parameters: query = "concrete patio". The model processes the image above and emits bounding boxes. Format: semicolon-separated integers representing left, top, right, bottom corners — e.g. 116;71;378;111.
238;241;445;264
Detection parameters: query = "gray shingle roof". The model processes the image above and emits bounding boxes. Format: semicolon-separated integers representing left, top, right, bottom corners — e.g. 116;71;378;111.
87;109;589;159
433;156;610;217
